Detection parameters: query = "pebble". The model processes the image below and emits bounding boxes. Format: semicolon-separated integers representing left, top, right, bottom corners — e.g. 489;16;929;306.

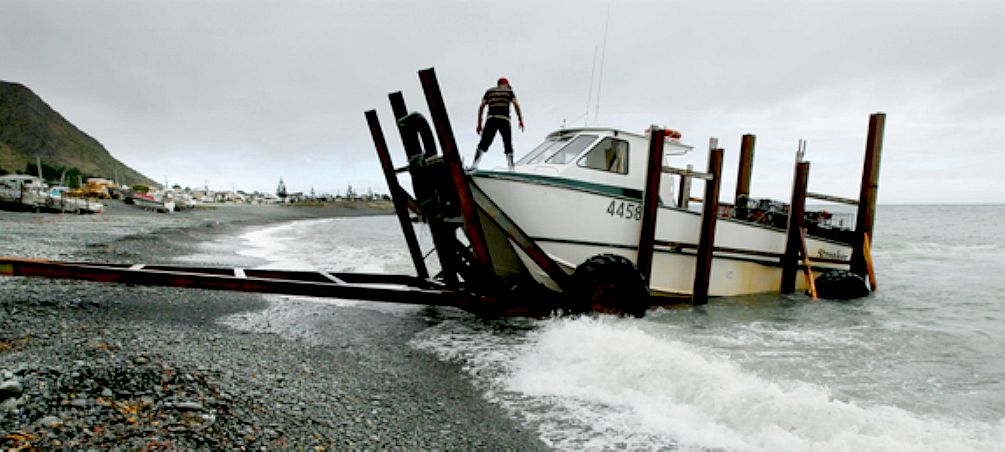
174;401;204;412
0;379;23;399
1;397;18;412
39;415;63;429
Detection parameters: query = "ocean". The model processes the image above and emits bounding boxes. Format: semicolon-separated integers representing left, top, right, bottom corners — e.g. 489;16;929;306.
228;205;1005;451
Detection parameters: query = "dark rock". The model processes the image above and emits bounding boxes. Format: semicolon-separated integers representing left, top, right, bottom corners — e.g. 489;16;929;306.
173;401;204;412
0;379;23;399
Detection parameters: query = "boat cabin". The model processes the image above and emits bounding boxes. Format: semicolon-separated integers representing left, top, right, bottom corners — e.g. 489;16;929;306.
512;127;692;206
0;174;48;206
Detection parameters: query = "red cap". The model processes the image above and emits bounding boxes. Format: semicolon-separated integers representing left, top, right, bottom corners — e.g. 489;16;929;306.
497;77;509;86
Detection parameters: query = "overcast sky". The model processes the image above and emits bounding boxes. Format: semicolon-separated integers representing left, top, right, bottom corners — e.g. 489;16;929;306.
2;0;1003;203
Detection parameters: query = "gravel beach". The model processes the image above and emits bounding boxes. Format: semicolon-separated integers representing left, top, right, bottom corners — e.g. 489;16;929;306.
0;202;546;449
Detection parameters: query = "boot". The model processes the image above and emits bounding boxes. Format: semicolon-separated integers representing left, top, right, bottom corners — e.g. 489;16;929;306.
471;149;484;170
506;153;515;171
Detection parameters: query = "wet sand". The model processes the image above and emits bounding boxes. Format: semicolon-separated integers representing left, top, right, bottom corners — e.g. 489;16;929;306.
0;202;546;449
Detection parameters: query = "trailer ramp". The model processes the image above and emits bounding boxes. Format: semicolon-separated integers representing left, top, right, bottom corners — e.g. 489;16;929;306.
0;257;553;316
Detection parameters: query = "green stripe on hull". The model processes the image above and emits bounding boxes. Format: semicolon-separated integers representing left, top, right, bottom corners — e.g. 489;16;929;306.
473;170;646;201
473;170;854;247
532;237;786;268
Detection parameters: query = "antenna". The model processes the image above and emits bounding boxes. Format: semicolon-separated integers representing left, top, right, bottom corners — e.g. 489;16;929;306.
594;4;611;124
585;45;598;126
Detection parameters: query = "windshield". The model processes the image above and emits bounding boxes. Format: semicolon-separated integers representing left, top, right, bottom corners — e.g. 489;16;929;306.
518;135;573;165
545;135;599;165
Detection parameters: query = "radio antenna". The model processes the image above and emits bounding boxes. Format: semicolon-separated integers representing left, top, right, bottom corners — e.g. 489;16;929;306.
594;4;611;124
585;45;598;126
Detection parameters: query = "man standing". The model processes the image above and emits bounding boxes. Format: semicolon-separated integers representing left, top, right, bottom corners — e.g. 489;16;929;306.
474;77;524;170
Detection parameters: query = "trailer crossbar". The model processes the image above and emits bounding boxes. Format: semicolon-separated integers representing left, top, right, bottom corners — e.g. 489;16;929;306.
0;257;489;310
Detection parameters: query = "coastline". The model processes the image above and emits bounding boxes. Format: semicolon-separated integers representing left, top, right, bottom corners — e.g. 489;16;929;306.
0;202;546;449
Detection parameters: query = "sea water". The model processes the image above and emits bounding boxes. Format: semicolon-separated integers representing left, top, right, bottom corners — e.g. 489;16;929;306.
230;206;1005;451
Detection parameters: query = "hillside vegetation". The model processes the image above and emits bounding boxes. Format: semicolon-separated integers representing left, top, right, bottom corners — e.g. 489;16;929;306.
0;81;155;187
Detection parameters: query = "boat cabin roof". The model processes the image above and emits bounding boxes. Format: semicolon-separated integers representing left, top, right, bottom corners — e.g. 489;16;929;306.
1;174;43;182
0;174;46;188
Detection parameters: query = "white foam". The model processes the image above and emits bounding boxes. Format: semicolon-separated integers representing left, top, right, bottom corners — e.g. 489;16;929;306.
237;218;339;270
232;216;429;316
411;316;1005;451
237;216;433;275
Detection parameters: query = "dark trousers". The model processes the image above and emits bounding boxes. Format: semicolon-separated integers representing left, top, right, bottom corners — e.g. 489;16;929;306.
478;117;513;155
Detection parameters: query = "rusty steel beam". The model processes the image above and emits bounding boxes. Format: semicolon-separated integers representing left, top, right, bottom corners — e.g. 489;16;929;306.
417;68;493;273
735;134;756;220
0;258;481;308
692;149;723;305
637;128;665;286
781;161;811;293
388;91;459;286
366;109;429;279
851;113;886;277
0;258;571;317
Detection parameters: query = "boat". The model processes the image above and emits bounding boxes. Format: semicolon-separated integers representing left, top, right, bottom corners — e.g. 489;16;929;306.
44;186;104;214
469;127;854;299
127;191;176;213
173;191;196;210
364;69;882;316
0;174;49;211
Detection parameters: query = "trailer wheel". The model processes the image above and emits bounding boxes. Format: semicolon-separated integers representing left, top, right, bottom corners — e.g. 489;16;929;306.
814;270;870;300
569;254;649;318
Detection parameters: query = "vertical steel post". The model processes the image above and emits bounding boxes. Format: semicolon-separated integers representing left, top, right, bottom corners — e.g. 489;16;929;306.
781;161;810;293
678;164;693;208
692;149;723;305
637;128;665;286
735;134;756;220
389;92;420;158
388;91;457;285
365;110;429;279
417;68;493;271
851;113;885;277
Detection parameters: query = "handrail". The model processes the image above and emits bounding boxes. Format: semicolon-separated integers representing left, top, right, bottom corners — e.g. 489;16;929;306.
662;165;713;180
807;191;859;205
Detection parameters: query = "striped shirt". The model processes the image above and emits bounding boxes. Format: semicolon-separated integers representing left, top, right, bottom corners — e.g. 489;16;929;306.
483;86;517;120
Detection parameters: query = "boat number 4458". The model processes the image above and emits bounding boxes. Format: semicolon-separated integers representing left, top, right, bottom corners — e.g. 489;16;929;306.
606;199;642;221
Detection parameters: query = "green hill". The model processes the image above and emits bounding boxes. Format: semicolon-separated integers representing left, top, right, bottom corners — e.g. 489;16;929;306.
0;81;156;187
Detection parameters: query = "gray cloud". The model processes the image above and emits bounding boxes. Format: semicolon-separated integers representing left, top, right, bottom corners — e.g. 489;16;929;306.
2;0;1003;202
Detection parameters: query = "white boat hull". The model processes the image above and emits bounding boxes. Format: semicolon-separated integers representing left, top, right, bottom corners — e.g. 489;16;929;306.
473;172;851;297
131;196;175;213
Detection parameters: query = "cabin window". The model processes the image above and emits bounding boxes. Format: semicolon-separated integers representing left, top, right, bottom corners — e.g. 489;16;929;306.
577;137;629;174
545;135;598;165
518;135;573;165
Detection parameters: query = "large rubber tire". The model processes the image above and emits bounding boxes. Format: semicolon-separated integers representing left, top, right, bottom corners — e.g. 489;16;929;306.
814;270;870;300
569;254;649;318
